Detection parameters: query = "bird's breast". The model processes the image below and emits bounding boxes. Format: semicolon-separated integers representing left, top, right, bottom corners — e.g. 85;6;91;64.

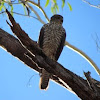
42;24;64;60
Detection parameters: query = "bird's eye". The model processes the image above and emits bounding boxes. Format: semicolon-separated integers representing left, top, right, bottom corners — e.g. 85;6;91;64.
61;19;63;22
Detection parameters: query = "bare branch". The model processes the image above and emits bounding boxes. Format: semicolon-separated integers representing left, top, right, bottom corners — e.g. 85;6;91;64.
82;0;100;9
84;71;100;96
95;33;100;51
0;11;38;20
0;28;68;90
65;41;100;75
26;0;49;22
4;0;100;77
4;10;100;99
4;1;20;5
1;0;48;24
25;3;46;24
26;0;100;76
92;33;100;52
38;0;40;6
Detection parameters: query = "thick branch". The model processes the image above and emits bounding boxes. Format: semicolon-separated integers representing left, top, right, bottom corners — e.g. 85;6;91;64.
0;28;40;72
1;27;100;100
26;0;100;76
0;28;68;90
27;0;100;76
2;0;98;77
4;9;100;100
25;0;100;76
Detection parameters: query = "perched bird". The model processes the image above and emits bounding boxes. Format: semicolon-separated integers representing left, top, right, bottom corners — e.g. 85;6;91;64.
38;14;66;90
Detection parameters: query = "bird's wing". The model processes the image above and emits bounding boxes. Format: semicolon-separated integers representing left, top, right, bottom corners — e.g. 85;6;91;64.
38;25;45;48
55;29;66;61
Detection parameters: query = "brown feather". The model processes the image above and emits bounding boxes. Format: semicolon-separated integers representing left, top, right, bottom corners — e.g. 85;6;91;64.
38;15;66;90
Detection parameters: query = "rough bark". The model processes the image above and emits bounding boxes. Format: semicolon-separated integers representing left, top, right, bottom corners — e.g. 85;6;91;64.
0;28;66;89
0;9;100;100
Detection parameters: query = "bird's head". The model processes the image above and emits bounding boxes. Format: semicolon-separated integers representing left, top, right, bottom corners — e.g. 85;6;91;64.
50;14;63;25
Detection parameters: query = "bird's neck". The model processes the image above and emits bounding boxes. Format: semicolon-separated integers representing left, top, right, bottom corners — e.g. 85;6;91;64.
50;21;62;26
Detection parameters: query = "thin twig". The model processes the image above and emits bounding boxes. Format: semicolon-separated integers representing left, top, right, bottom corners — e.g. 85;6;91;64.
38;0;40;6
82;0;100;9
26;0;49;22
25;3;46;24
4;1;21;5
1;0;48;24
96;34;100;51
92;33;100;52
65;41;100;75
0;11;39;20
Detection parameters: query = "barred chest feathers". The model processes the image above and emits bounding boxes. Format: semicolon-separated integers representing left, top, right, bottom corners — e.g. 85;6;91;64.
39;14;66;90
42;23;65;60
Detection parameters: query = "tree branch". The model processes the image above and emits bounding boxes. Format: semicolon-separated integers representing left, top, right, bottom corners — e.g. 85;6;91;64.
2;0;98;76
2;9;100;100
65;41;100;75
0;28;68;90
92;33;100;52
0;11;38;20
25;0;100;76
1;27;100;99
84;71;100;97
0;28;40;72
82;0;100;9
25;3;46;24
26;0;49;22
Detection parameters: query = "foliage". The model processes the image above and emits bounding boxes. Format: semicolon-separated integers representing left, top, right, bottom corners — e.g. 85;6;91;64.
0;0;72;16
0;0;5;11
45;0;72;14
67;2;72;11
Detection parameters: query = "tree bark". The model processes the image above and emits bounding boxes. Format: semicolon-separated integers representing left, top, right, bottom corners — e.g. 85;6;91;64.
0;28;67;89
0;10;100;100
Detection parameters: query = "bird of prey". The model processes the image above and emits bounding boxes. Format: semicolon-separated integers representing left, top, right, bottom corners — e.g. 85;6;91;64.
38;14;66;90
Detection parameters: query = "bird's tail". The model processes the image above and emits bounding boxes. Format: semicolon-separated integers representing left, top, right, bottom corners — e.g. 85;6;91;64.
39;69;50;90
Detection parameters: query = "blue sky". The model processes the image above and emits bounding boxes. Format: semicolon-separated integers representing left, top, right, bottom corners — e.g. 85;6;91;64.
0;0;100;100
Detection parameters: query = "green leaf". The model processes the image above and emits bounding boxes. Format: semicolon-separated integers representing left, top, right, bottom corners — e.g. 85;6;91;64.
45;0;50;7
51;1;58;14
53;0;56;3
67;2;72;11
55;4;59;12
11;5;13;16
0;1;4;11
54;7;56;14
51;7;54;14
51;6;56;14
62;0;65;8
0;5;3;11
